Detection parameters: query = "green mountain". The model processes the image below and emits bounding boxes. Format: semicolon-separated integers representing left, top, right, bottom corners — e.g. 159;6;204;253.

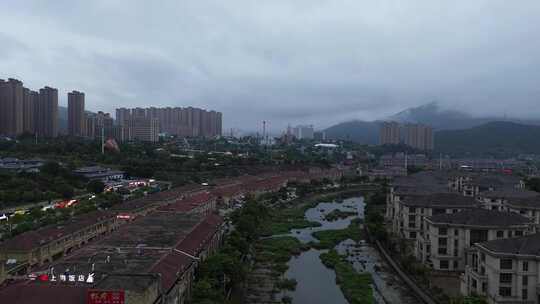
324;102;540;145
435;121;540;157
324;120;380;144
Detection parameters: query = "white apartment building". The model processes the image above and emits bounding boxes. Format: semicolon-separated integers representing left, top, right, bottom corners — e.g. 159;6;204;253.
504;196;540;227
390;193;479;242
476;190;539;211
417;209;533;272
462;233;540;303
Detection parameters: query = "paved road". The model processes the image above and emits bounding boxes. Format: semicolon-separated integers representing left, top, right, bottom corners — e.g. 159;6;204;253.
0;194;89;214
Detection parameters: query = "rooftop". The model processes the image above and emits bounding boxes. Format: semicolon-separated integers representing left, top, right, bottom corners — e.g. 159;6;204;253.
0;281;87;304
401;193;478;208
504;196;540;210
479;233;540;256
427;209;530;227
0;211;113;251
479;190;539;199
157;192;215;213
39;212;222;292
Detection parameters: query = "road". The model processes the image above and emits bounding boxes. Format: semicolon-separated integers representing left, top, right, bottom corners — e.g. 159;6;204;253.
0;194;89;214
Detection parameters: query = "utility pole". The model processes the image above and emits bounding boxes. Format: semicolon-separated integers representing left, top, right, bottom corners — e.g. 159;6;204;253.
405;152;408;171
262;120;266;146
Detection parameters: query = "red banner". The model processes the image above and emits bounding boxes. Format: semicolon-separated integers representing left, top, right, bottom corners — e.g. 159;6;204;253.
87;290;125;304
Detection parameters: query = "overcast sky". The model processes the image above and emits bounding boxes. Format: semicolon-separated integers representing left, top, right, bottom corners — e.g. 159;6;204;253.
1;1;540;132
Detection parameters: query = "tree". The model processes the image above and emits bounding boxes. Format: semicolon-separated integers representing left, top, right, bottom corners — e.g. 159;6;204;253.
41;161;62;176
526;178;540;192
57;184;74;199
87;180;105;194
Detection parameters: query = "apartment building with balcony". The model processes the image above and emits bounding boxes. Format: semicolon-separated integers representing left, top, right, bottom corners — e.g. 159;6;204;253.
477;190;539;211
504;196;540;227
417;209;533;272
462;233;540;303
392;193;479;242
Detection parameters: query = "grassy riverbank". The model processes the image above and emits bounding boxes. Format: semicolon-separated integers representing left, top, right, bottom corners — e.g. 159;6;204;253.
311;218;364;249
262;189;368;236
320;250;373;304
255;236;310;276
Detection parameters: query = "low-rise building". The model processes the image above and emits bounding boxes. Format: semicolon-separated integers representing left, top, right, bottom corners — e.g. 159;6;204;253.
73;166;125;181
158;191;217;215
417;209;533;272
392;193;479;242
454;174;525;197
0;157;44;173
462;233;540;303
0;211;119;271
0;212;224;304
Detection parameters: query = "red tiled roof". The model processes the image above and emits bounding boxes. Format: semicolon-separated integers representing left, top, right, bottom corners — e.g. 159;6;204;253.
150;214;223;292
157;192;215;213
211;185;244;198
0;281;88;304
0;211;113;251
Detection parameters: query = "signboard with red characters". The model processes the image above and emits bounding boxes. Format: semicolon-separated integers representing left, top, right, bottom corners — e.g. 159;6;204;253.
87;290;125;304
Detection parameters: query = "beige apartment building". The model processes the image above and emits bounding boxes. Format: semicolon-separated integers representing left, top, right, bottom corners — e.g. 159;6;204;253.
417;209;533;272
36;86;59;137
380;121;401;145
0;78;24;136
68;90;85;136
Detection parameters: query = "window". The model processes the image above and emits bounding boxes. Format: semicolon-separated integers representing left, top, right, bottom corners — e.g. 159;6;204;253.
497;230;504;238
439;238;447;246
523;261;529;272
523;276;528;286
499;287;512;297
409;231;417;239
440;260;449;269
454;229;459;236
470;229;488;245
409;207;416;213
439;228;447;235
500;273;512;284
434;208;445;215
409;214;416;222
522;289;528;300
453;260;458;269
409;222;416;228
482;282;486;293
515;230;523;237
500;259;513;270
438;247;447;255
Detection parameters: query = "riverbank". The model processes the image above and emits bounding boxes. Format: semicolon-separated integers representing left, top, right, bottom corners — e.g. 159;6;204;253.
243;186;416;304
320;249;373;304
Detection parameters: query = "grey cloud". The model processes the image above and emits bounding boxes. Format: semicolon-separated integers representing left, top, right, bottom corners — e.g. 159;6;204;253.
1;0;540;131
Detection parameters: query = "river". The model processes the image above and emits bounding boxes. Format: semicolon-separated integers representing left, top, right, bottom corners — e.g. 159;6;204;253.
279;196;418;304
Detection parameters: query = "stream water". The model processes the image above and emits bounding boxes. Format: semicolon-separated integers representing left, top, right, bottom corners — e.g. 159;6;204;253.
280;196;418;304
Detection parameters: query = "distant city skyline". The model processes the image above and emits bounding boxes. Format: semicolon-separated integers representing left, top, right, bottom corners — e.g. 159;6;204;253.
3;1;540;132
